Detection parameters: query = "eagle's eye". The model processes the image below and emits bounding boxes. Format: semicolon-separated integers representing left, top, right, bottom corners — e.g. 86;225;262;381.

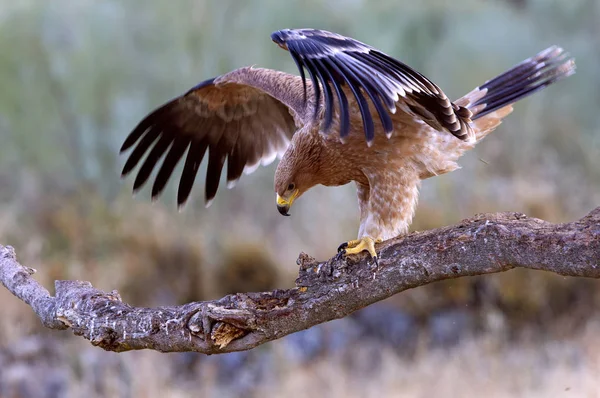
287;183;295;191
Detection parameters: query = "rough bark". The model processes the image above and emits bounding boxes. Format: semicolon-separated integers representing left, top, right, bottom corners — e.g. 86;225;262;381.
1;208;599;354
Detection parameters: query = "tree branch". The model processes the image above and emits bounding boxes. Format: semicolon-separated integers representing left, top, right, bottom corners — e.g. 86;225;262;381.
1;208;599;354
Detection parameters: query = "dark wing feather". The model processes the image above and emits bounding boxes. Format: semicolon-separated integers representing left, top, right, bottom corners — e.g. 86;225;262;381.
314;58;350;136
151;137;189;198
471;46;575;119
121;76;297;207
271;28;473;143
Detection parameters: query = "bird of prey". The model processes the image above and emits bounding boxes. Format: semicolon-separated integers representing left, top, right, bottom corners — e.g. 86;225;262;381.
120;28;575;262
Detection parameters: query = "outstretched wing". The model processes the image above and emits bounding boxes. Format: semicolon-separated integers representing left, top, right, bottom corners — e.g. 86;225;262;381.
271;28;473;144
121;72;298;207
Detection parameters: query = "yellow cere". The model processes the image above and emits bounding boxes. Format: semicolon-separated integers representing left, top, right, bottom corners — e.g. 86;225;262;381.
276;190;298;207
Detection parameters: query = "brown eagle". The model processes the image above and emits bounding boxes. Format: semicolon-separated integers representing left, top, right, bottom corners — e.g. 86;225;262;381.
120;29;575;262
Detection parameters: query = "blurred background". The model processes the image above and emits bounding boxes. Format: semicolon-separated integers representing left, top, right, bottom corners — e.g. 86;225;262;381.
0;0;599;397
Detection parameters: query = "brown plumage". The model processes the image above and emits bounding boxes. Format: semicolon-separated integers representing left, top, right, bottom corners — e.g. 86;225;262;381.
121;29;575;259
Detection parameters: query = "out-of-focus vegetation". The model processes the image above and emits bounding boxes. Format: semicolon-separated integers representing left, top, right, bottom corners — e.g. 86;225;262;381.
0;0;599;396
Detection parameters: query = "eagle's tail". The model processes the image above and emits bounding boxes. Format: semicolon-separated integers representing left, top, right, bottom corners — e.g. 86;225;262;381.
455;46;575;141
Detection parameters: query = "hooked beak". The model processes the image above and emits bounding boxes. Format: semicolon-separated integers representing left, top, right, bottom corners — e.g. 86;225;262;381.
277;204;290;216
276;191;298;217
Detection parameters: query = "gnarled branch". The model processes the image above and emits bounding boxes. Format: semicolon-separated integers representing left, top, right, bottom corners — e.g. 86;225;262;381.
1;208;599;354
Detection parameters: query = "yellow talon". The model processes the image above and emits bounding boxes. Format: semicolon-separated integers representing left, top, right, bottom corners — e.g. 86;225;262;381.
337;236;382;263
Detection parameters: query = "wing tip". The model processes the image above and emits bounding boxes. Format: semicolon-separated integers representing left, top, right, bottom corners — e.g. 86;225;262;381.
150;184;165;202
150;194;160;204
119;142;131;154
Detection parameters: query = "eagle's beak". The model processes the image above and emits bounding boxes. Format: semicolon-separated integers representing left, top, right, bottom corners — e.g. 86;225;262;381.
276;191;298;216
277;203;290;216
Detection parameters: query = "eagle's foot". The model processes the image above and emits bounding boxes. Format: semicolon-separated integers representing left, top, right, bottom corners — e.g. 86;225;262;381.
336;237;381;265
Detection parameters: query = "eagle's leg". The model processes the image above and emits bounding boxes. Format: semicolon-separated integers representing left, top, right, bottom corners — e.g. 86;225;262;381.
337;236;382;264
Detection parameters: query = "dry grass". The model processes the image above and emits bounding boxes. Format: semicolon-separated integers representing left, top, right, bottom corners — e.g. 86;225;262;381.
1;188;600;397
2;311;600;397
264;326;600;398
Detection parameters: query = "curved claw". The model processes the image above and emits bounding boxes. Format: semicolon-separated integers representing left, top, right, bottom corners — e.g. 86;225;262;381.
336;237;380;263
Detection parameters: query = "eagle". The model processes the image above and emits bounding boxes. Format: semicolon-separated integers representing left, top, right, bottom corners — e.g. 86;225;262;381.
120;28;575;263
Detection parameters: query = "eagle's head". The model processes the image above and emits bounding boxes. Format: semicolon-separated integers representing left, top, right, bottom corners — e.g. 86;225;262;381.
273;134;323;216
